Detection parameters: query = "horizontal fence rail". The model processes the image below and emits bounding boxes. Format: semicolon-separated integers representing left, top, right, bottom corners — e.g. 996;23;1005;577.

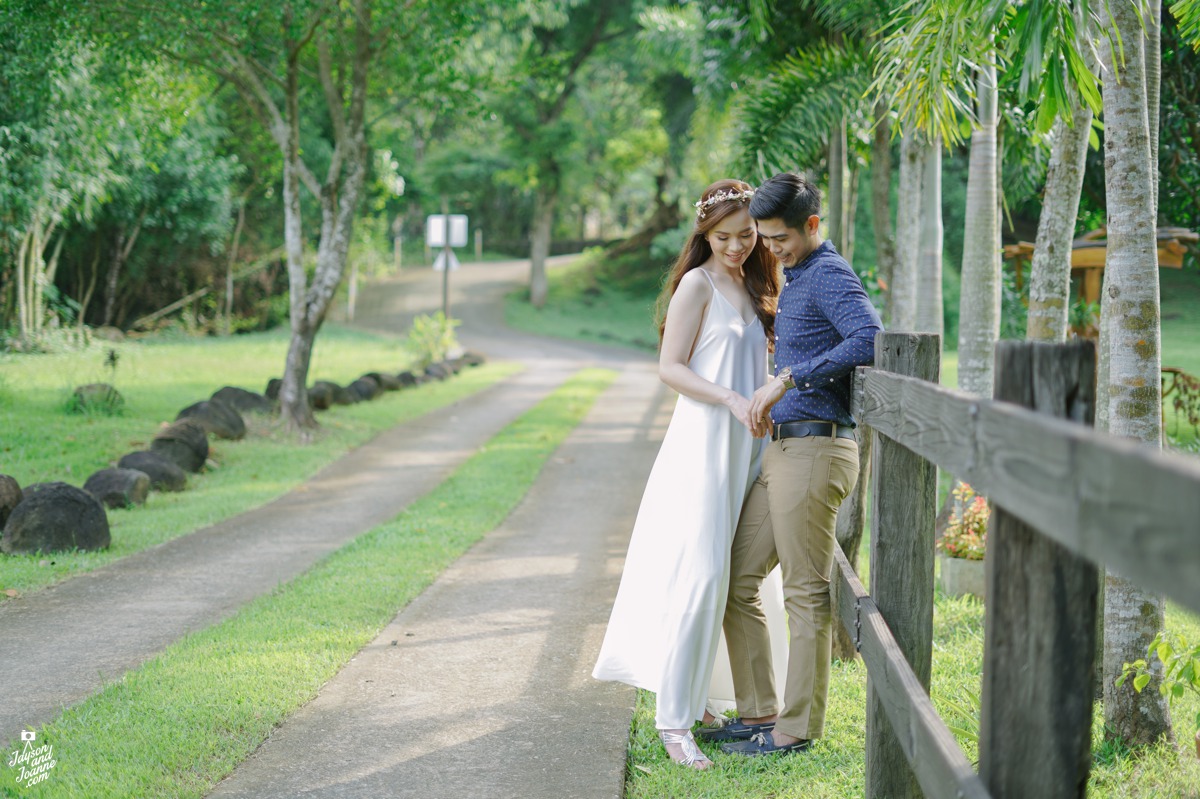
858;366;1200;616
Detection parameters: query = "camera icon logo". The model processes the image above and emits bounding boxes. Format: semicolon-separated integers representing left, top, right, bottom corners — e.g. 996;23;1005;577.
20;730;35;742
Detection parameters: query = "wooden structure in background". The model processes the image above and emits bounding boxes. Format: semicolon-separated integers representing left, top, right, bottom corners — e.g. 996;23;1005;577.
1002;226;1198;305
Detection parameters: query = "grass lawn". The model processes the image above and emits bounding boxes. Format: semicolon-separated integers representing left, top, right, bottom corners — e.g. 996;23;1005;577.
504;251;661;354
0;324;520;598
624;594;1200;799
0;369;615;799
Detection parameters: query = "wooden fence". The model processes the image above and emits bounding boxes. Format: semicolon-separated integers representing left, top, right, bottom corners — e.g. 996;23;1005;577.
841;331;1200;799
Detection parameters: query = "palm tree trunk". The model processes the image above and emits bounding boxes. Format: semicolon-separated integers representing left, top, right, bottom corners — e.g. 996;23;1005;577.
871;102;897;320
828;117;848;253
915;136;943;338
1027;107;1092;343
1147;0;1162;215
845;161;859;264
957;64;1000;399
891;133;922;330
1099;0;1173;748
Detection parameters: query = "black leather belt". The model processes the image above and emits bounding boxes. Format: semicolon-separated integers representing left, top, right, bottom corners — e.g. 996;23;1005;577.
772;421;855;441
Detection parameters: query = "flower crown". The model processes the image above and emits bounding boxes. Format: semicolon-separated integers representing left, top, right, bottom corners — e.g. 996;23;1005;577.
694;187;755;219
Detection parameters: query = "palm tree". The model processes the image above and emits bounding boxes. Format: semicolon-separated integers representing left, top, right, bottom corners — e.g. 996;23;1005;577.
1098;0;1173;747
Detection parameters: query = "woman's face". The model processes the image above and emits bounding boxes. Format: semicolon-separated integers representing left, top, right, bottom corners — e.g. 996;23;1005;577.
704;207;757;272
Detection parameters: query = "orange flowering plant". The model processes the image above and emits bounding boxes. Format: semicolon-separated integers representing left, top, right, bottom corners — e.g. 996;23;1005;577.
936;483;989;561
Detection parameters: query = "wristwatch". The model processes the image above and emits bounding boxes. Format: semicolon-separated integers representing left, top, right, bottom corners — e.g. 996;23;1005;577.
777;366;796;391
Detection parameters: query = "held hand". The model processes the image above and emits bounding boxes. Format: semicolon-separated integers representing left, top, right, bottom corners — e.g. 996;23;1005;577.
728;394;762;434
749;378;786;429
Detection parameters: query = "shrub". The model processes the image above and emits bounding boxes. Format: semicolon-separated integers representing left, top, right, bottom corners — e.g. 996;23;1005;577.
405;312;460;368
936;482;989;560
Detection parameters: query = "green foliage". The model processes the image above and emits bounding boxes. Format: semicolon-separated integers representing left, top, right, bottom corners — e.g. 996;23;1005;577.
650;221;690;265
873;0;1105;142
1174;0;1200;49
736;40;873;181
1117;630;1200;737
1069;295;1100;339
404;312;461;369
999;264;1028;340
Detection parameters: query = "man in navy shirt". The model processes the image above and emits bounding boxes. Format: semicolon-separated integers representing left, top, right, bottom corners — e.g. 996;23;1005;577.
700;173;882;755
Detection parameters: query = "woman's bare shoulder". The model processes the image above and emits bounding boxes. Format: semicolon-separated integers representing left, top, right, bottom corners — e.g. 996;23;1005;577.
675;267;714;296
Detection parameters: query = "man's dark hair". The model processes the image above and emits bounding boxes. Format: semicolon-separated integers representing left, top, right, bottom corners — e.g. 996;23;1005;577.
749;173;821;230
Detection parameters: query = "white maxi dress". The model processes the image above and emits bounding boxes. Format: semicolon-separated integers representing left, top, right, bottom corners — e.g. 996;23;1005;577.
593;270;770;729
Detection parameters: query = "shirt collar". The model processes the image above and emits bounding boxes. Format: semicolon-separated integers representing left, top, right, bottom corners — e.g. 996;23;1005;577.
783;239;834;279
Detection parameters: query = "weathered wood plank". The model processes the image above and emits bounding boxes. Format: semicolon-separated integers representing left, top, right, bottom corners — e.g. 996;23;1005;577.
979;341;1099;799
834;548;991;799
859;368;1200;615
865;332;940;799
833;423;872;662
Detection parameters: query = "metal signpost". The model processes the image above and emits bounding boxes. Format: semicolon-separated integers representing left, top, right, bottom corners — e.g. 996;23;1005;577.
425;204;468;318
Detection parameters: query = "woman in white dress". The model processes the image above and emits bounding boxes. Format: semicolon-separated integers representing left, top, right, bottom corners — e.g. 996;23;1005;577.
593;179;779;769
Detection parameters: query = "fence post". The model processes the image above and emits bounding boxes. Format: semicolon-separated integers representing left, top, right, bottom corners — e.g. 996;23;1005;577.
865;331;940;799
832;391;872;662
979;340;1098;798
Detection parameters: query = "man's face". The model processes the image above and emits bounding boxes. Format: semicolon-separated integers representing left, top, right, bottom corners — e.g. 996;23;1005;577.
756;216;819;267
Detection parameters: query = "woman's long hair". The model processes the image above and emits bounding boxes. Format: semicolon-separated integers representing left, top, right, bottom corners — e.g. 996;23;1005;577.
656;179;780;349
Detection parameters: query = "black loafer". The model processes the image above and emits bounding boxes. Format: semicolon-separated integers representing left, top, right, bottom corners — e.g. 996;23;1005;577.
720;731;812;756
694;717;776;742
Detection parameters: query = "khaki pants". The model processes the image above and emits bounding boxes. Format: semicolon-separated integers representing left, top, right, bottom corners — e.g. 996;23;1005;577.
723;434;859;740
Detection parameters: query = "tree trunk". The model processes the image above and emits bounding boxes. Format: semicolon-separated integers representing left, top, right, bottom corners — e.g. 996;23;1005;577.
1026;107;1092;343
1099;0;1172;748
278;42;315;431
891;133;922;330
957;64;1000;399
871;102;896;320
828;117;848;253
845;160;859;264
31;227;45;334
1147;0;1161;217
225;201;245;336
78;243;101;331
915;136;943;338
276;0;373;432
607;168;682;259
15;229;30;341
529;181;556;309
102;230;122;328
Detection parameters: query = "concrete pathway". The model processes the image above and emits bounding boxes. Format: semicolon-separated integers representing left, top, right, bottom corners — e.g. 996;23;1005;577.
1;255;666;798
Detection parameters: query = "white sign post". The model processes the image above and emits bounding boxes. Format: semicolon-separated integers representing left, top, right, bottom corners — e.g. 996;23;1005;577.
426;207;468;318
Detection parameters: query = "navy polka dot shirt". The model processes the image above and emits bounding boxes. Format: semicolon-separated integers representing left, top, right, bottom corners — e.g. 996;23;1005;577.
773;239;883;428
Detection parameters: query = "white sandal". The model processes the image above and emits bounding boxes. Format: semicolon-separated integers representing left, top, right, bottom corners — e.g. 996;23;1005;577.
659;730;712;769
